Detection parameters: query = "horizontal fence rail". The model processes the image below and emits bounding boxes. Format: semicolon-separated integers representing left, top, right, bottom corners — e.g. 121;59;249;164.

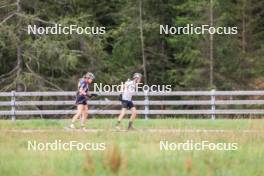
1;90;264;120
1;110;264;116
2;100;264;106
2;90;264;97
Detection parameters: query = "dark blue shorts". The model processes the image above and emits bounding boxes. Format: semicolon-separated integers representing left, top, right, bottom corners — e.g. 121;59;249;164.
121;100;134;109
76;95;87;105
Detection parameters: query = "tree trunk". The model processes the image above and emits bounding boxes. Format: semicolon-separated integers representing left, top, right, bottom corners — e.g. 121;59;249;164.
139;0;147;84
16;0;23;91
209;0;214;88
242;0;246;53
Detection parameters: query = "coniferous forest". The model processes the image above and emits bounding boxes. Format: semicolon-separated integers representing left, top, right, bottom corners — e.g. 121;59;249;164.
0;0;264;91
2;1;264;176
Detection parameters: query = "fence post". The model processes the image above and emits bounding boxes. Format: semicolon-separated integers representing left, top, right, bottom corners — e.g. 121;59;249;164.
11;90;16;121
210;89;216;120
144;91;149;120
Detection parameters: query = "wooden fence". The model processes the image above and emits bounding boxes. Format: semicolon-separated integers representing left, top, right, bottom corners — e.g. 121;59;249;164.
1;90;264;120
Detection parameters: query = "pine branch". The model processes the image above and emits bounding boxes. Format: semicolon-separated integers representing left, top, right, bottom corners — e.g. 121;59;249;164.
0;3;16;9
0;65;19;79
16;13;56;25
25;62;64;91
0;13;16;25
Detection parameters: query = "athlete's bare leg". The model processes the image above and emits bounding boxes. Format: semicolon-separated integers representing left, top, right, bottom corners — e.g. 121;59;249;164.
81;105;88;128
115;108;127;129
70;105;84;128
128;107;137;130
130;107;137;121
118;108;127;121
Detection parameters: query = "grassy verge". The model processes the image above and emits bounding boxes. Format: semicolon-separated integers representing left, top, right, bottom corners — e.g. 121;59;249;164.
0;118;264;130
0;119;264;176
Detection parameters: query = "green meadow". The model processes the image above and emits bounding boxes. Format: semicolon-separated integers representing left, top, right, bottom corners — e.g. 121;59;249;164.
0;119;264;176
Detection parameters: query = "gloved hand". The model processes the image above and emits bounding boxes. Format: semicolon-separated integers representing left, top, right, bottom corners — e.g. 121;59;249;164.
118;94;122;101
88;93;98;98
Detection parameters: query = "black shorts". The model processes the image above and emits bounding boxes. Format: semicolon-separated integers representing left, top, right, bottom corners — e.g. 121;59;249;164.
76;95;87;105
121;100;134;109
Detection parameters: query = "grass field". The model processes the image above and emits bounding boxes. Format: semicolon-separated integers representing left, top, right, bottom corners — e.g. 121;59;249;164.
0;119;264;176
